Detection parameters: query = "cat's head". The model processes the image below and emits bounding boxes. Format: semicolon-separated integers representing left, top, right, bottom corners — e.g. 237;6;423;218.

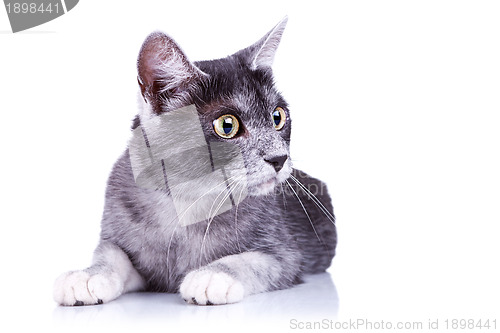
135;18;291;197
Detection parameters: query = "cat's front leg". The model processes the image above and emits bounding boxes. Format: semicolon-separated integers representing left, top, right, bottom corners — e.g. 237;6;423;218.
53;241;145;306
179;251;298;305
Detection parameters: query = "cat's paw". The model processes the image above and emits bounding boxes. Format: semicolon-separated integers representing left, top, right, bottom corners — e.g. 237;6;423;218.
179;269;244;305
53;270;123;306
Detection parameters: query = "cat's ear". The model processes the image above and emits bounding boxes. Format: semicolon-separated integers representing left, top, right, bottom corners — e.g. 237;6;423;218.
137;31;206;112
243;17;288;70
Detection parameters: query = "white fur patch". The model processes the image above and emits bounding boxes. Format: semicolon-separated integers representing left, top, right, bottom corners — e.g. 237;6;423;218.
53;241;145;306
179;269;244;305
53;270;123;306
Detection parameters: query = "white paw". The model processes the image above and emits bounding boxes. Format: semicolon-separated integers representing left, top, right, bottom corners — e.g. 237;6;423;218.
179;269;244;305
53;270;123;306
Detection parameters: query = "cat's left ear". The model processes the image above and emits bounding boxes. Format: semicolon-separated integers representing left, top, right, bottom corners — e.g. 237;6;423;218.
137;31;207;113
241;17;288;70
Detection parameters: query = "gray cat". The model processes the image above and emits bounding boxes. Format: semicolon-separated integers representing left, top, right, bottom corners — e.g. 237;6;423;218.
53;18;337;306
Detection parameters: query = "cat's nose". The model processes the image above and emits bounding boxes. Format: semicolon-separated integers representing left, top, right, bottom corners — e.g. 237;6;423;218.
264;155;288;172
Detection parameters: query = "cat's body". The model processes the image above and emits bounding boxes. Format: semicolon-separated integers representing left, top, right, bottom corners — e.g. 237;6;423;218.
54;18;337;306
103;150;335;293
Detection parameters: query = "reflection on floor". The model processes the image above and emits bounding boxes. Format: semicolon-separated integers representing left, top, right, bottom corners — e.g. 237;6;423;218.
53;272;338;330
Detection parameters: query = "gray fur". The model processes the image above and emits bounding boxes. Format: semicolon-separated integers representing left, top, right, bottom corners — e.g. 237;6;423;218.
100;153;335;293
55;18;337;306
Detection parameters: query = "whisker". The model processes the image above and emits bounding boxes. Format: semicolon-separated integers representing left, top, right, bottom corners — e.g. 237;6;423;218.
289;175;336;225
199;176;243;266
206;175;242;223
285;179;323;246
175;174;240;224
164;174;241;281
234;179;247;253
281;183;287;209
200;177;243;265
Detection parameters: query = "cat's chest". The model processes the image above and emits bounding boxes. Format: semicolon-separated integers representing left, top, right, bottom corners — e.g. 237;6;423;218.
131;202;243;266
127;211;245;292
121;191;283;291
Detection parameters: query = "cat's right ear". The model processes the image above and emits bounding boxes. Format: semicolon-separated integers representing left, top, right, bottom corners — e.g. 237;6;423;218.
240;17;288;71
137;31;207;114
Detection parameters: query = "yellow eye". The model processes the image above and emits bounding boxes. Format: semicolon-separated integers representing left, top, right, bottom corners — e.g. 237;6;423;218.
213;114;240;139
272;107;286;130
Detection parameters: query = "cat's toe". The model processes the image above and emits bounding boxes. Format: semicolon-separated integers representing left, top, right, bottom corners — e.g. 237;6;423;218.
87;273;123;304
205;271;244;304
180;269;244;305
53;271;96;306
53;271;122;306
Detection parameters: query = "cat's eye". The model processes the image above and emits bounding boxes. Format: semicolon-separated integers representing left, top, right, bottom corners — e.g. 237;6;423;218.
272;107;286;130
213;114;240;139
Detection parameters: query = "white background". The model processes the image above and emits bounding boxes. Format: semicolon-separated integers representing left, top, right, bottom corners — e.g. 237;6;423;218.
1;1;499;332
